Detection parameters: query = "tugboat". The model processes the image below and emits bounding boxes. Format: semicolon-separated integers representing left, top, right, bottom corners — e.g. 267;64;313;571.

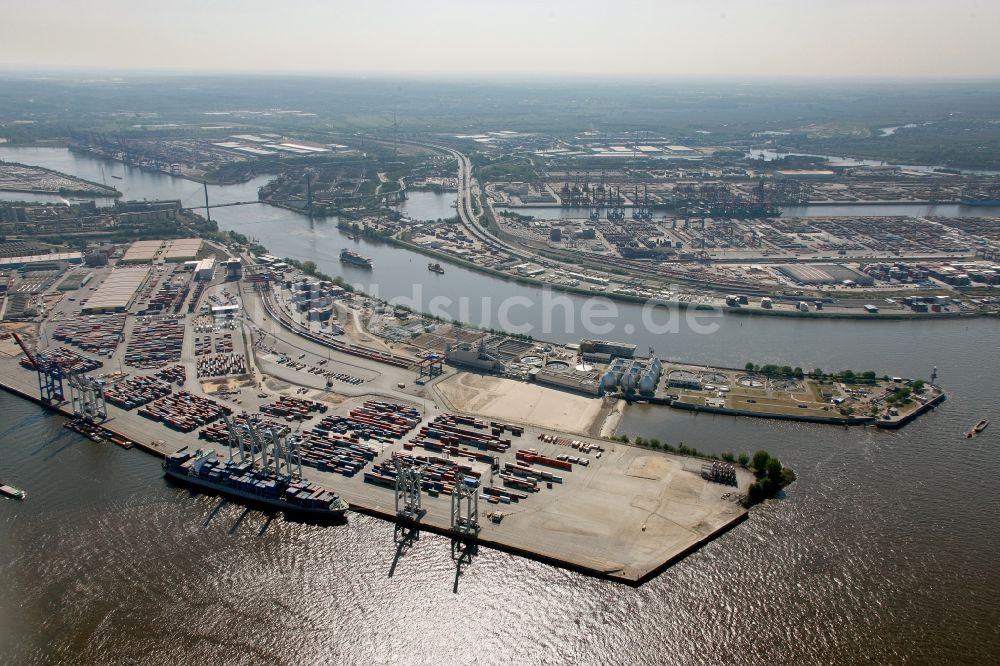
340;248;373;269
428;262;445;274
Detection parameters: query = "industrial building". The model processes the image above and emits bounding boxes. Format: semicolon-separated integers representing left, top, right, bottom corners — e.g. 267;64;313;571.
667;369;703;390
81;266;151;313
531;366;602;395
308;308;332;322
224;258;243;280
57;269;94;292
194;257;216;282
579;339;637;362
446;340;503;372
514;263;546;277
777;264;874;286
114;200;180;226
120;240;164;264
163;238;202;262
600;357;663;396
120;238;203;264
0;252;83;270
211;304;240;317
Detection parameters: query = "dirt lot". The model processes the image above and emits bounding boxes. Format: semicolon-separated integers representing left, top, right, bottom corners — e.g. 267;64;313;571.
434;372;606;434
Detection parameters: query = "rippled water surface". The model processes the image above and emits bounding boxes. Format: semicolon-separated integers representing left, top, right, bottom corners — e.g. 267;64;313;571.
3;328;1000;665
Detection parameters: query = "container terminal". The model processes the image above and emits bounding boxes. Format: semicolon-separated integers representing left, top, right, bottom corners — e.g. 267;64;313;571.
0;239;944;582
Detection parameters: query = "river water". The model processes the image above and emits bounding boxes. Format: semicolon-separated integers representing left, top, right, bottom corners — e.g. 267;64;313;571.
746;148;1000;177
1;147;999;664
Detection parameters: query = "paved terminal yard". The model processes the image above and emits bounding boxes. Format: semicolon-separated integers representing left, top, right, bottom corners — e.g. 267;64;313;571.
0;259;752;583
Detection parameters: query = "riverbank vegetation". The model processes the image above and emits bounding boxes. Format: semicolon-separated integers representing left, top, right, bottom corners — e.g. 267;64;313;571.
745;450;793;507
609;435;791;506
741;362;928;387
781;118;1000;171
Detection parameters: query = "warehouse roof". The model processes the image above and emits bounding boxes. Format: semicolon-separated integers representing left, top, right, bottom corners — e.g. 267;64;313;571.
81;266;151;312
0;252;83;268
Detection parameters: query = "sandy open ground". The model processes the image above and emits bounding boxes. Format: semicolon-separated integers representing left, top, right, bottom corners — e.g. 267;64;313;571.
434;372;605;433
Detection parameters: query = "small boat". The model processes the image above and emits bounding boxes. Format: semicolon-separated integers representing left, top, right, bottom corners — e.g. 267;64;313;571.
428;262;445;274
966;420;989;438
0;484;26;500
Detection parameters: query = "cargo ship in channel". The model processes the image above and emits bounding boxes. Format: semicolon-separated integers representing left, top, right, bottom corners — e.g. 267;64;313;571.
959;186;1000;207
340;248;373;268
960;197;1000;207
164;448;349;519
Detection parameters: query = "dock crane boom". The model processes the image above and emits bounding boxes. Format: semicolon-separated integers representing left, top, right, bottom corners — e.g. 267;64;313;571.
11;332;65;404
11;332;38;370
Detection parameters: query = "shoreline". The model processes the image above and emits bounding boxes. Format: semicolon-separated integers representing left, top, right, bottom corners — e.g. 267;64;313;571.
60;144;977;323
4;145;983;322
0;159;121;198
346;229;979;321
256;270;945;431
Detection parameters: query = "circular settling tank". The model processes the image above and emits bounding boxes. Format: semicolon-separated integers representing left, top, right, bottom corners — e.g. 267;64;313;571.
737;374;765;388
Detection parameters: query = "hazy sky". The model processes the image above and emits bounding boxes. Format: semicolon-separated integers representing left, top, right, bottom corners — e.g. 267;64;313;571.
2;0;998;78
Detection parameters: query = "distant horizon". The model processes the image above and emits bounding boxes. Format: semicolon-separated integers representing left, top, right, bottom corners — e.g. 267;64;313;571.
3;67;1000;86
3;0;999;79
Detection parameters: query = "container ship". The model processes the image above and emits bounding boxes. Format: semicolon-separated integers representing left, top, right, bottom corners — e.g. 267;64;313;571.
960;197;1000;206
163;448;349;519
428;262;445;274
709;202;781;219
959;186;1000;207
340;249;373;269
